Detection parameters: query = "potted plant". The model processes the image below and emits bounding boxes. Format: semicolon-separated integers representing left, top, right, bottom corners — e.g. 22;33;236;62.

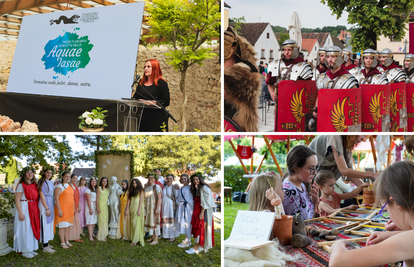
78;107;108;132
0;189;15;256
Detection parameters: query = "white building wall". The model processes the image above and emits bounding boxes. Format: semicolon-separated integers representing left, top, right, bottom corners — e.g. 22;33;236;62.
307;41;320;66
323;34;333;48
254;24;280;65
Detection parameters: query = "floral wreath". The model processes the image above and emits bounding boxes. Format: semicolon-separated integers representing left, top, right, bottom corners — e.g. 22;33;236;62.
19;166;36;178
40;164;55;176
165;173;175;179
59;167;72;177
148;173;158;180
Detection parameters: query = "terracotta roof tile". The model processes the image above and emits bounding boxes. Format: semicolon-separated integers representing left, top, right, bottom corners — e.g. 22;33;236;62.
302;32;329;47
301;39;318;52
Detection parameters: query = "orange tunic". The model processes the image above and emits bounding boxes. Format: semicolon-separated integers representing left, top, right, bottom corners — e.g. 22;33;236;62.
54;184;75;227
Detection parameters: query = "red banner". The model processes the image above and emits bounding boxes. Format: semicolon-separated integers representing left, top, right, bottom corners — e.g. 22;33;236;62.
406;83;414;132
237;145;253;159
317;88;361;132
360;84;390;132
275;80;317;132
390;82;407;132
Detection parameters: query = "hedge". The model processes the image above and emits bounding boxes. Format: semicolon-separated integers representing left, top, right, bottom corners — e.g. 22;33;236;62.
224;165;286;192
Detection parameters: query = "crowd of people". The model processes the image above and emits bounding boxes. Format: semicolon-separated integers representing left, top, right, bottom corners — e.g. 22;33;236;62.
246;135;414;266
224;25;413;132
12;165;217;258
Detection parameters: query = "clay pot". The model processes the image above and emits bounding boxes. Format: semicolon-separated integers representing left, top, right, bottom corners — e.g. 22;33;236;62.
363;190;375;205
271;215;293;246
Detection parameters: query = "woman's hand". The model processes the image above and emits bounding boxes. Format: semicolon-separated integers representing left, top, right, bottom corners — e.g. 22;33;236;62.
19;213;25;221
385;219;401;231
199;213;204;221
124;210;128;217
330;239;346;252
371;173;380;179
310;181;319;205
97;208;101;215
78;206;81;213
137;210;141;216
89;208;93;215
46;209;51;217
265;187;276;201
154;208;159;215
366;231;396;246
58;210;63;218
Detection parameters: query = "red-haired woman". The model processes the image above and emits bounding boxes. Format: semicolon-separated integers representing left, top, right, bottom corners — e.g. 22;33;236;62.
133;59;170;132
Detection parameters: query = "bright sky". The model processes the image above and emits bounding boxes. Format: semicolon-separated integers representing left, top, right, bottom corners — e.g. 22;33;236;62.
225;0;352;29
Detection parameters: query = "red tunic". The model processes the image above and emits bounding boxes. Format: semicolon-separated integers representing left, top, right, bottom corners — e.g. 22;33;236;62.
362;68;382;78
345;63;357;70
381;62;400;70
191;196;215;247
326;65;350;80
21;183;41;240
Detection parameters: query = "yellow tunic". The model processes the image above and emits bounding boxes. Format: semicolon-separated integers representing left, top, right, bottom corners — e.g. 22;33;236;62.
130;192;145;246
97;187;109;241
116;191;130;240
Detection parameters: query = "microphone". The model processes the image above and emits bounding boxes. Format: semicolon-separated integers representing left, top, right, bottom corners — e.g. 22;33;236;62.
133;74;140;85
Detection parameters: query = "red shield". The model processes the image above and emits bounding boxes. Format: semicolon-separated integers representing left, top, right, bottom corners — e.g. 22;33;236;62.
317;88;361;132
275;80;317;132
360;84;390;132
390;82;407;132
406;83;414;132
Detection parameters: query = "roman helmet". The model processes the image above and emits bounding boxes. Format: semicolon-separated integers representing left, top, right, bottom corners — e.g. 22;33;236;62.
405;53;414;71
325;46;344;69
281;39;300;59
362;48;379;68
342;47;353;62
317;47;326;65
224;26;258;72
380;48;394;67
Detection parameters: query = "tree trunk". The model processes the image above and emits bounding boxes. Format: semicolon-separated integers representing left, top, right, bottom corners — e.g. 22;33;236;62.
97;135;100;151
179;64;189;132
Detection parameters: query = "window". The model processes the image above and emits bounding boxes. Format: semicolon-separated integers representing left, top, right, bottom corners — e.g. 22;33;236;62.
269;50;274;60
267;33;269;39
261;49;265;59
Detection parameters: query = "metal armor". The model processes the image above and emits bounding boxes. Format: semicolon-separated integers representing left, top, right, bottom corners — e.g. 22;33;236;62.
380;48;394;68
348;66;360;77
316;72;358;89
313;67;320;81
354;70;388;85
269;60;313;81
281;39;300;59
384;68;406;83
325;46;344;69
377;66;385;73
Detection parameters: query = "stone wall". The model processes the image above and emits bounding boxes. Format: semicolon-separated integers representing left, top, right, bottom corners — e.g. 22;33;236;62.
0;41;221;132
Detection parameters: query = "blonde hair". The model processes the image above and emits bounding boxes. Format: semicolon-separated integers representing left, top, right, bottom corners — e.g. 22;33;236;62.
249;173;279;212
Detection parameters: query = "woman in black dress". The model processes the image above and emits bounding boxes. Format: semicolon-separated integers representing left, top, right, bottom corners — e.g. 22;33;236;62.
133;59;170;132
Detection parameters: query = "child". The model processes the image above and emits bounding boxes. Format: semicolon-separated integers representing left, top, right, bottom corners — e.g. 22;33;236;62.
314;170;368;216
330;161;414;267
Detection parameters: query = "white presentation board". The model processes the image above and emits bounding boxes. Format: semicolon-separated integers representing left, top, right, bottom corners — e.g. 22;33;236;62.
7;3;144;100
224;210;275;250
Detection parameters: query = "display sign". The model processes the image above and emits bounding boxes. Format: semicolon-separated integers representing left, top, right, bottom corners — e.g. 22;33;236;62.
7;3;144;100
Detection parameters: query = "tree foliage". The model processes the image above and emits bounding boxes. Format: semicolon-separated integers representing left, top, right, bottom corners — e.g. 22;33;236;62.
146;0;220;131
74;135;113;163
321;0;414;51
230;16;246;33
278;33;290;46
111;135;220;177
0;136;74;168
5;157;18;184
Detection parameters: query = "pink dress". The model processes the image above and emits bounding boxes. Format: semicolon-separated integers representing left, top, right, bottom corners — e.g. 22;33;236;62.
78;186;88;228
316;192;341;217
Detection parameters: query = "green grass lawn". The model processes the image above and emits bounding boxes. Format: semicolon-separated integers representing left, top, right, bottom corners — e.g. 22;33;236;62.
2;222;221;267
223;202;249;240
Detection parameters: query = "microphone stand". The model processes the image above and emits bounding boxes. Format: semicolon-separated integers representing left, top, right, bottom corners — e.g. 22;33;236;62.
133;80;178;123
